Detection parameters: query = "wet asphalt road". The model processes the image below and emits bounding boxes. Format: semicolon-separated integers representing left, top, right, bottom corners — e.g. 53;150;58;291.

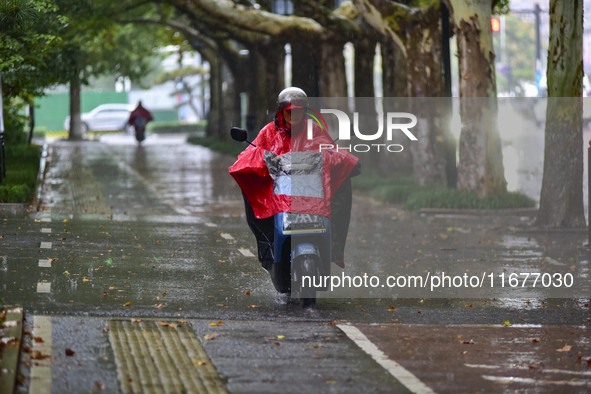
1;132;591;393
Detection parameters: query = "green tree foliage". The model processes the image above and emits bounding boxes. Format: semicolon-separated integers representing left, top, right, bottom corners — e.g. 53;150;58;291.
0;0;169;140
0;0;66;142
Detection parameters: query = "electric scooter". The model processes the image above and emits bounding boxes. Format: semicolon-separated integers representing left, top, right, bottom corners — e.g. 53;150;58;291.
230;127;331;308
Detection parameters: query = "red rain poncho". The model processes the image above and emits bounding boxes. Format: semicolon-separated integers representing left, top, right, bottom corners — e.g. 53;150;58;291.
229;113;359;219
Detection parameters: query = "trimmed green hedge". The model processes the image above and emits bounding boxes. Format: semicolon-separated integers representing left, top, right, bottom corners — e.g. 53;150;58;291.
186;135;245;157
352;171;536;210
149;121;206;134
0;145;41;203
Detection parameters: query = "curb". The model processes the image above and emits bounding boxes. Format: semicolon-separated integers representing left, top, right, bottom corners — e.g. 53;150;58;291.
0;307;24;394
0;204;29;214
33;143;50;212
417;207;538;216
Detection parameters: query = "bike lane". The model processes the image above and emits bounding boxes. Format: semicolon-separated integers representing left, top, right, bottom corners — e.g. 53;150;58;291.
345;323;591;393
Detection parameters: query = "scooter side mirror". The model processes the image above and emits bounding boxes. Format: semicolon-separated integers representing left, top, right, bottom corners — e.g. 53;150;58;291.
230;127;257;147
230;127;249;142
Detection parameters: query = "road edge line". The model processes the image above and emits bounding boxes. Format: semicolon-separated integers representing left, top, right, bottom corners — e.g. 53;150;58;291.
337;324;435;394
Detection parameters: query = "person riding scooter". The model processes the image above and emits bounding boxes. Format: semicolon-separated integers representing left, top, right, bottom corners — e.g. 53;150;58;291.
128;101;154;145
229;87;359;272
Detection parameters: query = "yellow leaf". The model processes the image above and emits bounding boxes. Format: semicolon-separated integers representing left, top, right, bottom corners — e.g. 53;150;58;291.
209;321;223;327
557;344;572;352
82;277;90;283
123;301;132;307
502;320;512;327
277;335;285;340
157;321;178;328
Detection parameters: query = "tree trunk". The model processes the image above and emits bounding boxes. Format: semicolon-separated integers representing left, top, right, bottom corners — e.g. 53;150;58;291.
448;0;506;196
353;36;383;173
318;40;347;98
68;72;83;141
249;44;284;133
380;39;407;98
379;38;413;176
206;55;222;139
219;62;239;140
537;0;585;228
405;5;448;187
28;99;35;145
291;38;320;96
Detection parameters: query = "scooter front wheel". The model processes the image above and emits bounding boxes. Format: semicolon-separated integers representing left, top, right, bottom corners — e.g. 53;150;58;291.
296;255;318;308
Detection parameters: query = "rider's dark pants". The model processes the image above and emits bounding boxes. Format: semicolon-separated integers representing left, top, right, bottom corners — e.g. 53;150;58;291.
243;178;352;269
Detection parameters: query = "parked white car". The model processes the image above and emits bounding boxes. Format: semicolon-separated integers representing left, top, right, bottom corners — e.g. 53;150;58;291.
64;103;134;134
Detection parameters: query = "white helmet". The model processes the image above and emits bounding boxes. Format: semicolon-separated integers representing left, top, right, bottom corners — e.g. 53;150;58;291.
277;87;308;110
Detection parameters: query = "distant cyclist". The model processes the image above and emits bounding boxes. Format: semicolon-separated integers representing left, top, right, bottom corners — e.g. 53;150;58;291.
128;101;153;144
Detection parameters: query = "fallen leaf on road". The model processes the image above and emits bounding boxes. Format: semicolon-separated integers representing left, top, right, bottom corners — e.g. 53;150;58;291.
277;335;285;340
502;320;512;327
247;304;257;309
157;321;178;328
65;348;75;356
557;344;572;352
123;301;132;307
204;333;219;341
30;350;51;360
209;321;223;327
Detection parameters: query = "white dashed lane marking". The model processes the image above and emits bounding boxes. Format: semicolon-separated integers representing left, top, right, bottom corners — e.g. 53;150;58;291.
238;248;255;257
36;282;51;293
38;259;52;268
40;242;52;249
